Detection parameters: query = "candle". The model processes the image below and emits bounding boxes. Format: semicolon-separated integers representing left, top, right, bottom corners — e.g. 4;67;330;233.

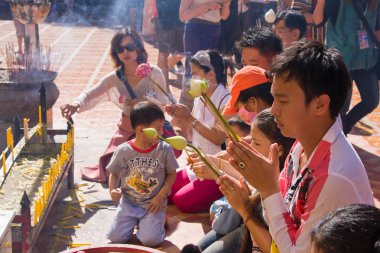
46;176;51;196
38;198;43;219
2;152;6;177
38;186;45;207
36;198;41;222
69;243;91;248
43;181;48;202
34;200;39;225
6;128;14;159
56;155;61;174
53;164;57;179
38;105;42;125
23;118;29;141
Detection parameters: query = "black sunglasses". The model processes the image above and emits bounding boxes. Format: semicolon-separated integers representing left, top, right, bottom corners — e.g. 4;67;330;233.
116;43;137;54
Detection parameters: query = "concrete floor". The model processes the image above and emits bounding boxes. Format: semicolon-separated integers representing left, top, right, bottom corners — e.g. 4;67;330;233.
0;14;379;253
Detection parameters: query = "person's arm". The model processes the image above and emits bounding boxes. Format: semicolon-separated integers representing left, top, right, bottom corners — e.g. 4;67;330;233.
191;116;227;146
312;0;325;26
219;175;272;253
147;169;176;213
107;147;123;204
180;0;221;22
73;73;114;112
262;175;372;253
220;0;231;20
109;172;122;204
168;103;226;146
244;219;272;253
148;146;179;213
158;170;176;198
313;0;339;27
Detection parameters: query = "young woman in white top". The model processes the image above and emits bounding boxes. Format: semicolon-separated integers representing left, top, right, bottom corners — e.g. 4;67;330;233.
165;50;234;213
60;27;173;183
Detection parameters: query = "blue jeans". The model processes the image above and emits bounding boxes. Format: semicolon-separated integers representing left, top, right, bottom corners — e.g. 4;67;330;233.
107;197;165;247
342;68;379;134
198;227;242;253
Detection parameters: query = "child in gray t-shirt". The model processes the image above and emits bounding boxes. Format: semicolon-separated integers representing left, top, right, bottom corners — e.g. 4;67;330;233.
106;102;178;246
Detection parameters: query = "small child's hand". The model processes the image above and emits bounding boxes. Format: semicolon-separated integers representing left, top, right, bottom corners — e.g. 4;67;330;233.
147;194;166;213
110;188;122;204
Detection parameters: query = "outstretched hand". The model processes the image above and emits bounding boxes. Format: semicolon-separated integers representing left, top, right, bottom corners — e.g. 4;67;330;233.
60;103;79;119
227;140;280;199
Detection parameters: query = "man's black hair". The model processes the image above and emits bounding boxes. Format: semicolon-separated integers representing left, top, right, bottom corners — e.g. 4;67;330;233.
311;204;380;253
275;10;307;39
270;41;352;118
130;101;165;129
236;27;283;57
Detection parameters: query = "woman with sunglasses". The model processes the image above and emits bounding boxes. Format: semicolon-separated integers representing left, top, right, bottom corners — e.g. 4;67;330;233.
60;27;173;183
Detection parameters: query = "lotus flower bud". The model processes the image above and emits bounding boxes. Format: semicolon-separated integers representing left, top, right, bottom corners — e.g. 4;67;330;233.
265;9;276;24
189;79;208;97
143;128;158;139
165;136;188;150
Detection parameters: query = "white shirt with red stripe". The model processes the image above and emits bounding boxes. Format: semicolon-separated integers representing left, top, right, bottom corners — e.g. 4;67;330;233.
262;120;374;253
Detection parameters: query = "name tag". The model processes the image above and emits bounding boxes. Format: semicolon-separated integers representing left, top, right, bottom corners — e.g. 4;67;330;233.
358;30;369;49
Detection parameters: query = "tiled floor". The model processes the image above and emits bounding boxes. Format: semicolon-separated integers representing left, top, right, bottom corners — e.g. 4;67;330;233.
0;18;379;253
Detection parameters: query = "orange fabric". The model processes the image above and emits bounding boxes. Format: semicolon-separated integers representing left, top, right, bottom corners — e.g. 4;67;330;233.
223;66;269;115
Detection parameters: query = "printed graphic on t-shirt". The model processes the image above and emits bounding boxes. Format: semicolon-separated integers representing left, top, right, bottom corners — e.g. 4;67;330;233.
124;172;158;194
121;156;164;202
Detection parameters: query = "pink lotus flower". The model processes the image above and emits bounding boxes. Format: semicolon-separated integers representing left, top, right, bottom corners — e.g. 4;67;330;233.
135;63;153;79
118;94;127;103
135;63;176;104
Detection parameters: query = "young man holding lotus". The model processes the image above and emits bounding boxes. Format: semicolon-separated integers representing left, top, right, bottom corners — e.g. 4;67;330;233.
106;101;178;246
222;41;374;252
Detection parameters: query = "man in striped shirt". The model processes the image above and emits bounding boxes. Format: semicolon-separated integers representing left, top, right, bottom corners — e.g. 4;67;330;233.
225;41;374;252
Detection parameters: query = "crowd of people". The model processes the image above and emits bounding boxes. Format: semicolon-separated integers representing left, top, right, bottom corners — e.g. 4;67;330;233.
52;0;380;252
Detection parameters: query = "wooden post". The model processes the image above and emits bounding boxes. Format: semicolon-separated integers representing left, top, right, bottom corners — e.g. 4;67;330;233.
20;191;31;253
39;83;47;125
12;114;22;145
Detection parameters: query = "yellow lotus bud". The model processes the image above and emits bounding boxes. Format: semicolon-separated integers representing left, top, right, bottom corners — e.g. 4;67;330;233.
143;128;158;139
165;136;188;150
189;79;208;97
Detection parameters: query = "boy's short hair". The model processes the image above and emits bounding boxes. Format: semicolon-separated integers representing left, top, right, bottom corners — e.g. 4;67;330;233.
236;27;283;57
270;41;351;118
228;116;251;135
274;10;307;39
130;101;165;129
